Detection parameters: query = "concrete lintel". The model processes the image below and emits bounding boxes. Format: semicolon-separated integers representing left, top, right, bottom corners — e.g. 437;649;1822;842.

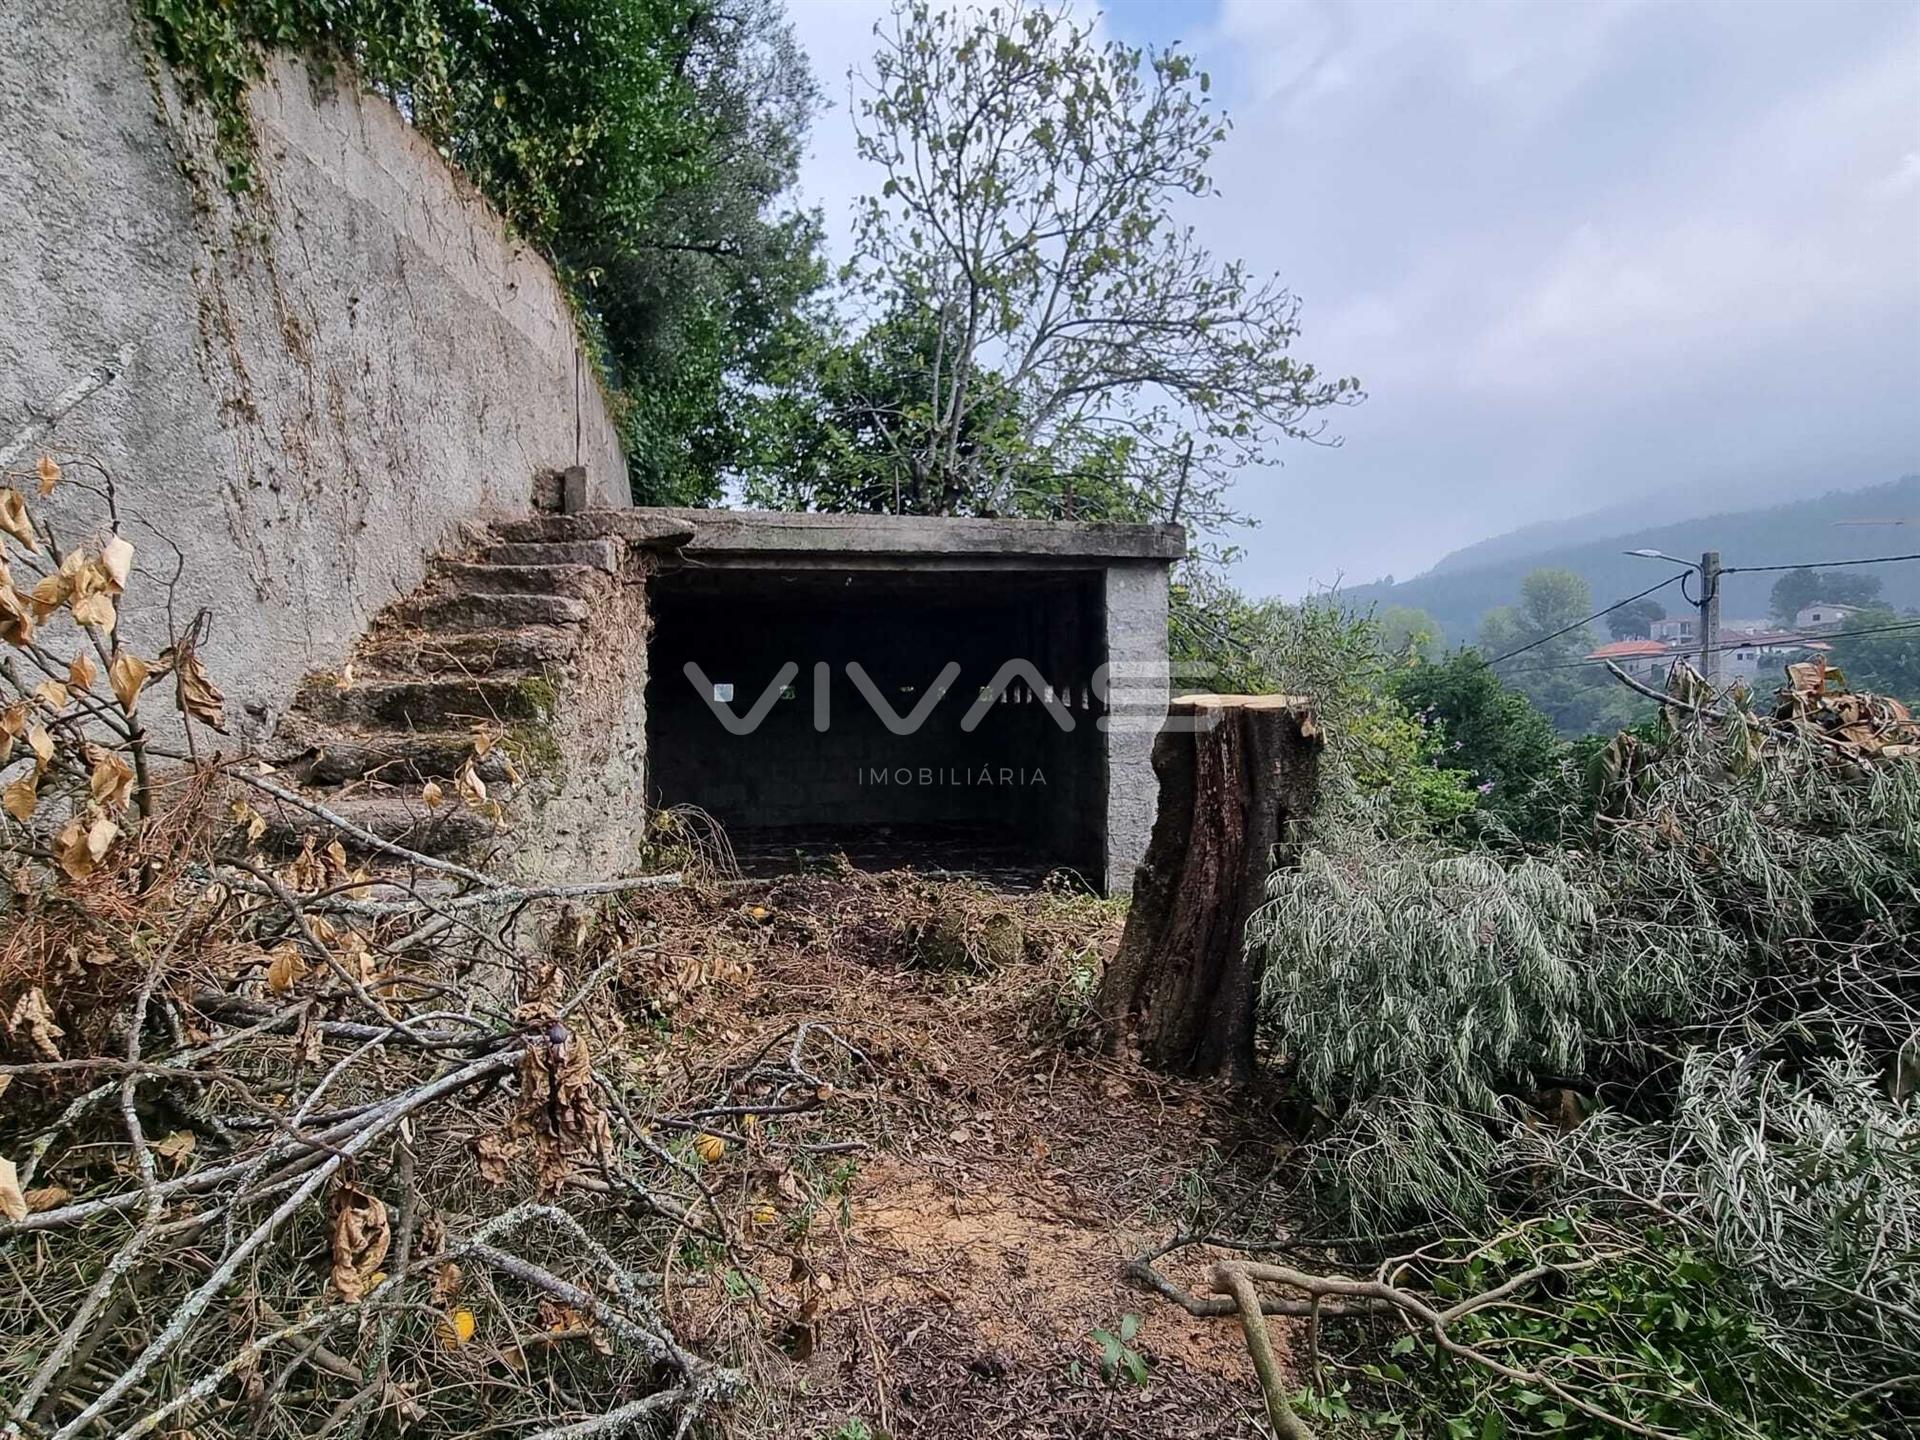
638;507;1186;563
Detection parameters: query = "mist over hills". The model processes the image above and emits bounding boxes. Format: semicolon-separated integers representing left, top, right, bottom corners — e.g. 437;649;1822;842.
1332;475;1920;646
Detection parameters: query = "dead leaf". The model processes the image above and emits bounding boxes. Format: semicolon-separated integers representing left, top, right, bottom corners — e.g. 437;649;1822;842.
71;592;115;631
9;987;63;1060
25;1183;72;1211
161;644;225;730
68;651;97;691
100;535;133;593
439;1308;477;1349
2;775;37;822
35;455;60;496
0;490;35;550
29;572;67;619
88;750;136;812
0;1157;26;1222
421;779;444;809
327;1180;391;1301
0;583;33;646
473;1128;524;1186
87;815;117;861
266;945;308;995
152;1131;196;1170
27;723;53;768
455;759;487;810
33;680;68;710
52;814;115;880
517;1022;615;1195
108;652;149;711
432;1261;464;1303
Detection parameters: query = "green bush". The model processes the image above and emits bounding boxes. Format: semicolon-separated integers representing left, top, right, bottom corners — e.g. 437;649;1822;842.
140;0;823;504
1344;1218;1877;1439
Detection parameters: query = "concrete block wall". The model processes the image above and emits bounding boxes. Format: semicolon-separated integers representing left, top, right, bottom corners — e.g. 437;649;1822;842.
1103;562;1173;893
0;0;626;740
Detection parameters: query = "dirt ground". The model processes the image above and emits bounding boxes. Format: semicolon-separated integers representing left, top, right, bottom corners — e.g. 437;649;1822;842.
608;868;1301;1440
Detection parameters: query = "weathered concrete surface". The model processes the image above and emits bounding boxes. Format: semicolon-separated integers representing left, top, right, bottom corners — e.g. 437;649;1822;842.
0;0;625;741
644;507;1186;563
1102;562;1172;893
266;519;676;884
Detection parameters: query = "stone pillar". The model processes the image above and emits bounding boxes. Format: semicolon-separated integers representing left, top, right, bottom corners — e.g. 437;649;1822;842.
1102;561;1171;894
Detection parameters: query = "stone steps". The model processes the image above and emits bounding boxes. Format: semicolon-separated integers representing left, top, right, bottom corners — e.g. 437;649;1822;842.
263;505;679;871
394;592;590;631
491;511;695;546
270;719;516;786
432;561;605;600
358;626;578;676
257;792;498;859
480;538;619;571
295;674;555;729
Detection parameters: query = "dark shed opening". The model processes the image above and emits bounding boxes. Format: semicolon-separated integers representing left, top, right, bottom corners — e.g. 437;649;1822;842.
646;566;1108;884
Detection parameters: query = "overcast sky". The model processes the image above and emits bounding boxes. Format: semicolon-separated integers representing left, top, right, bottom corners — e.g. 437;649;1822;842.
781;0;1920;598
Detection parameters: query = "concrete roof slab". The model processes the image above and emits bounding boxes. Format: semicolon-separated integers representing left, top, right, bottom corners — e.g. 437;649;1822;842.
636;507;1185;563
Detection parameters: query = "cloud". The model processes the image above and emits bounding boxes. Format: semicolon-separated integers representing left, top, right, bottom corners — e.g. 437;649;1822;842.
783;0;1920;597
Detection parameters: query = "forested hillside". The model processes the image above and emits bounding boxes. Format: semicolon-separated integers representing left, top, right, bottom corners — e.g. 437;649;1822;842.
1338;474;1920;642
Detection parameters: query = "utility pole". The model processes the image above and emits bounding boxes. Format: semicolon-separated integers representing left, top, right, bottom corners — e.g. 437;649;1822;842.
1699;550;1721;684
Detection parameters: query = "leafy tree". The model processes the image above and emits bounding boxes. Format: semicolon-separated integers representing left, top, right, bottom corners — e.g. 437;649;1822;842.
1476;568;1655;737
1478;568;1593;662
1605;596;1666;640
145;0;828;507
1828;604;1920;701
793;0;1357;540
1375;605;1443;661
1768;565;1883;624
1168;581;1476;832
1391;653;1564;841
742;307;1145;520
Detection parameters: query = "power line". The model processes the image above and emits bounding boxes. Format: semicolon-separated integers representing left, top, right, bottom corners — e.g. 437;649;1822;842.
1500;617;1920;677
1483;574;1683;669
1721;552;1920;575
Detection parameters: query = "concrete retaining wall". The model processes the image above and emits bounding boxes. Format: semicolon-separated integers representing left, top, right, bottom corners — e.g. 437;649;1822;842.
0;0;626;738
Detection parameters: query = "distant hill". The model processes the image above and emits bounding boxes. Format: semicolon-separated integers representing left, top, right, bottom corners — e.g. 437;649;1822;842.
1336;476;1920;646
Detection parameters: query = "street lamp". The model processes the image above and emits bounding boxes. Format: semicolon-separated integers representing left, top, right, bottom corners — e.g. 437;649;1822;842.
1624;548;1696;568
1624;550;1720;681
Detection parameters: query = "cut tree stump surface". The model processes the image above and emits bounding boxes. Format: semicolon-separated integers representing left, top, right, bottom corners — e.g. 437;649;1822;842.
1097;694;1323;1082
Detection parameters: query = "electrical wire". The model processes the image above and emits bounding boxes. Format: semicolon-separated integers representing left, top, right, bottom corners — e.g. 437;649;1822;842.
1482;574;1684;668
1720;552;1920;575
1480;551;1920;672
1500;617;1920;677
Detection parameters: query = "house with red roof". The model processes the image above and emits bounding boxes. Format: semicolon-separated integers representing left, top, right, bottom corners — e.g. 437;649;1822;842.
1586;638;1672;680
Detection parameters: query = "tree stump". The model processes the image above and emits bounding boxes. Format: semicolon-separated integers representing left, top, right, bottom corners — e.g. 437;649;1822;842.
1097;694;1322;1082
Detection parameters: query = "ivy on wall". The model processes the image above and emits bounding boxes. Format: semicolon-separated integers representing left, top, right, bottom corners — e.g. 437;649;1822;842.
135;0;824;506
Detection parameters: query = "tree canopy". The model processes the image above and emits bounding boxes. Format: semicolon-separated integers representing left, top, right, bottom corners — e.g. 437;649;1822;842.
145;0;827;507
1768;564;1883;623
743;0;1358;542
1604;595;1666;639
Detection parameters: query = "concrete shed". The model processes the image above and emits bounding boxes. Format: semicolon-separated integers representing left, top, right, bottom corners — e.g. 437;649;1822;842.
640;510;1184;893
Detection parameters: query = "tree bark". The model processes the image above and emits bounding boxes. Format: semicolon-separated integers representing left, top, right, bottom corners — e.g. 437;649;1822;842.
1097;695;1322;1082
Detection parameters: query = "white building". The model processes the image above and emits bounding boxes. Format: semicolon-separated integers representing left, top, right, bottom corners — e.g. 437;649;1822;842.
1795;602;1865;630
